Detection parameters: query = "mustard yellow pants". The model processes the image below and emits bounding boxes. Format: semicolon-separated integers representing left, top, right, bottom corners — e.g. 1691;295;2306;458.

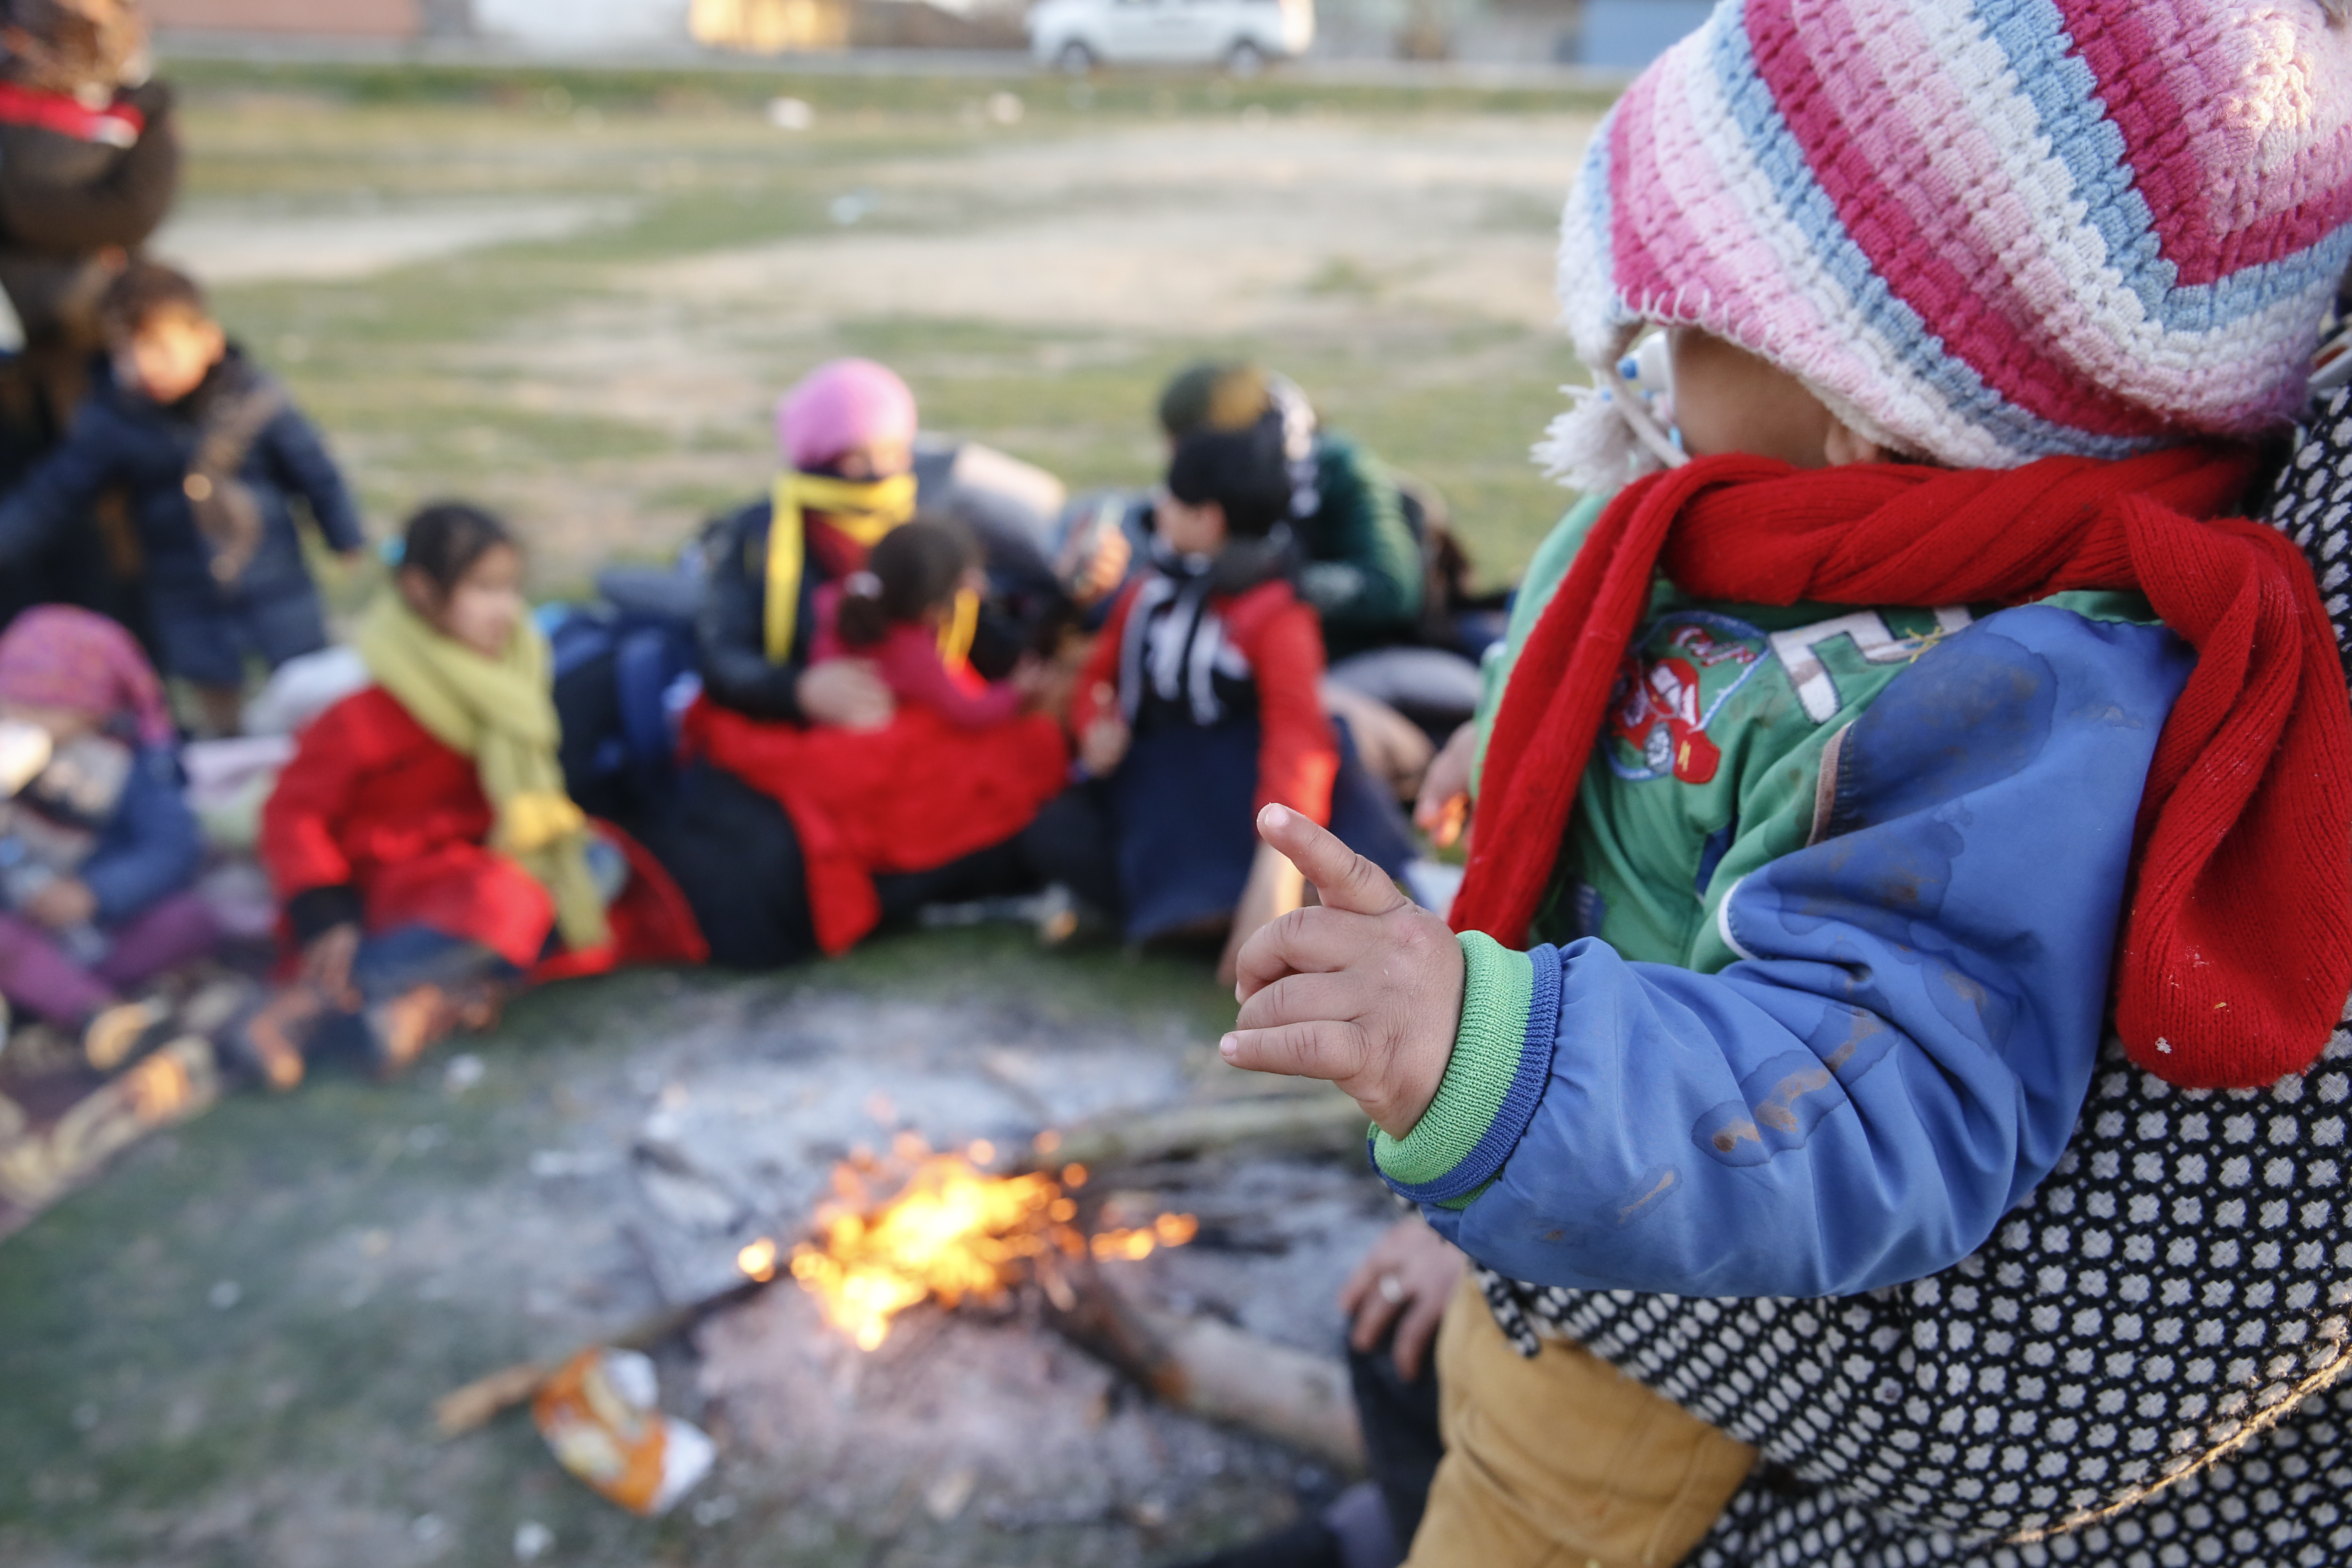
1405;1275;1757;1568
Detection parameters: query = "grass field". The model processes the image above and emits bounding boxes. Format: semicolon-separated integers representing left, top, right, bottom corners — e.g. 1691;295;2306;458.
160;56;1606;604
0;57;1611;1568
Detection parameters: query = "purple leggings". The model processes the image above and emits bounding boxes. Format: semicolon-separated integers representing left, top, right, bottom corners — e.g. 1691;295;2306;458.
0;891;221;1027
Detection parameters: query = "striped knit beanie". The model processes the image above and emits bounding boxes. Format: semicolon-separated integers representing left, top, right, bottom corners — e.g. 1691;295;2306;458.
1542;0;2352;493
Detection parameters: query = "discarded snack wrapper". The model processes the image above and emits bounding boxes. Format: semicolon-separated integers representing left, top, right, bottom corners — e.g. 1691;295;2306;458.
531;1348;714;1516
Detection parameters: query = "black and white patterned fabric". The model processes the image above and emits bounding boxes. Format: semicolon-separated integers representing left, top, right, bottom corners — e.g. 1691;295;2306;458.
1471;392;2352;1567
2270;388;2352;685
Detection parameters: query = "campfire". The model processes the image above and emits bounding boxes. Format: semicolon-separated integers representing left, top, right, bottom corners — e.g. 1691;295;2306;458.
435;1096;1368;1474
741;1132;1199;1352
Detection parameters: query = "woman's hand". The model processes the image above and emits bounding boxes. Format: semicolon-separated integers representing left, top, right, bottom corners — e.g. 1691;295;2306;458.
796;659;895;730
1414;720;1479;850
25;877;95;931
299;922;363;1010
1217;837;1308;988
1339;1215;1466;1380
1224;805;1465;1139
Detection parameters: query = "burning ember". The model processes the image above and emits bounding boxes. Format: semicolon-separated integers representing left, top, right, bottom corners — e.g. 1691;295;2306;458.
741;1133;1198;1351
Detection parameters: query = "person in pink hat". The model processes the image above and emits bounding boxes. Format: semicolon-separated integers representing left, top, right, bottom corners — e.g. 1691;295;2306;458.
702;356;923;737
650;360;1072;970
0;605;215;1072
1196;1;2352;1566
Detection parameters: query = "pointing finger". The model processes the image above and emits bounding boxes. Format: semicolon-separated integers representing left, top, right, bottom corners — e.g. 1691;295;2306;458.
1255;804;1406;919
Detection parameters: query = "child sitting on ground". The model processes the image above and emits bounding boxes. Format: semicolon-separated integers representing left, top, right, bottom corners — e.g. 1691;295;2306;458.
0;260;364;736
0;606;214;1071
813;516;1050;730
1039;415;1411;982
249;504;701;1090
1218;2;2352;1564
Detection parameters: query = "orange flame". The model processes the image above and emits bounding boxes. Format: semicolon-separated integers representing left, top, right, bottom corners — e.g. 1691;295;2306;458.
766;1147;1197;1351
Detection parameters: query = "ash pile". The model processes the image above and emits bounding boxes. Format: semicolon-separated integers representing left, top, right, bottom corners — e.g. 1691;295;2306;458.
538;982;1396;1547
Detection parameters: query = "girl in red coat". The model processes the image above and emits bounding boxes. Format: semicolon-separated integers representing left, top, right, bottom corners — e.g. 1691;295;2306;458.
248;504;702;1089
815;516;1051;728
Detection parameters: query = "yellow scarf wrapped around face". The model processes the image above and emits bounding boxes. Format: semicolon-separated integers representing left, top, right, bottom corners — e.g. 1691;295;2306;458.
356;595;611;954
763;469;919;663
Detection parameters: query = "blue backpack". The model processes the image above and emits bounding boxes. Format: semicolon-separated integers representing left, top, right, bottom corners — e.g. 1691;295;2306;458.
545;566;703;832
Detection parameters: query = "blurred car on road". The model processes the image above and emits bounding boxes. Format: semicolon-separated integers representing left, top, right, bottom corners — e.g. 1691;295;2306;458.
1029;0;1315;75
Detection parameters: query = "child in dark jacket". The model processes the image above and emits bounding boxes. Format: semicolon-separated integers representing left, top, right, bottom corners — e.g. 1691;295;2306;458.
1046;416;1411;981
0;261;363;736
252;505;702;1090
813;516;1047;730
0;605;213;1068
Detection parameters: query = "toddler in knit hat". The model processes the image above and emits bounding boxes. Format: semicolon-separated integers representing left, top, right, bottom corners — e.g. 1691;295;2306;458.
1203;3;2352;1565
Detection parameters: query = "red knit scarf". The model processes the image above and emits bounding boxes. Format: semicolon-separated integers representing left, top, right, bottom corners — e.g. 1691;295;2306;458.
1451;448;2352;1090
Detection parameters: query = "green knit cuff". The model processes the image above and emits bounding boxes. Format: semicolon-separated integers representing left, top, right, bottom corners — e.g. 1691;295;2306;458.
1373;932;1535;1189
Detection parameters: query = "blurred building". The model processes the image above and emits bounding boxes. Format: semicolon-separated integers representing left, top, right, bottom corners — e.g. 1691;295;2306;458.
690;0;1026;50
150;0;1012;51
146;0;444;36
149;0;1688;58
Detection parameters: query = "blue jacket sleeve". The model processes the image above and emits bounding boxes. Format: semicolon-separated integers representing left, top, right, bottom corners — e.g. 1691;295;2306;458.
83;748;202;926
1379;607;2196;1299
264;402;365;554
0;407;120;568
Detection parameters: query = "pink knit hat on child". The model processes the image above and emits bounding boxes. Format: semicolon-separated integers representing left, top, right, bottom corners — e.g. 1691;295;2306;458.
0;606;173;747
1543;0;2352;492
775;359;918;473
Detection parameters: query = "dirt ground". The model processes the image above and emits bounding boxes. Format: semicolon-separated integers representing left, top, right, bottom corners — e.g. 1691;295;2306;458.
0;59;1610;1568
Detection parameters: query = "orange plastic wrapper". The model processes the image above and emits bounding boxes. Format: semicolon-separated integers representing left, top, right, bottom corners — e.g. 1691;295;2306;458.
531;1348;714;1516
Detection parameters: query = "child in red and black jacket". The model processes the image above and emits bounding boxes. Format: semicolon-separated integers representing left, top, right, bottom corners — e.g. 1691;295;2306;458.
1038;416;1412;981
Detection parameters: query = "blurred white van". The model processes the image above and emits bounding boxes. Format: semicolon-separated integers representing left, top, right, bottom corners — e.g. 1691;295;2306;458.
1029;0;1315;75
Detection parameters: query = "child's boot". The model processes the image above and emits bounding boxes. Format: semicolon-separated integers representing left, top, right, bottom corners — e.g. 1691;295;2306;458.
82;998;171;1074
223;985;329;1093
366;984;465;1082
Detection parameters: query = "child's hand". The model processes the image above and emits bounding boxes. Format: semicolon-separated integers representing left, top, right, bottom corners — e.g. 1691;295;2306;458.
1223;805;1465;1140
796;660;895;730
1414;720;1479;850
1061;523;1133;608
1012;653;1058;710
25;877;95;930
1079;699;1130;777
1024;653;1078;720
300;922;363;1010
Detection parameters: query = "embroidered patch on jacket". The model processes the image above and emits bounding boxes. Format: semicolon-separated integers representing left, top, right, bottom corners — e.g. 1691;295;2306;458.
1604;612;1771;784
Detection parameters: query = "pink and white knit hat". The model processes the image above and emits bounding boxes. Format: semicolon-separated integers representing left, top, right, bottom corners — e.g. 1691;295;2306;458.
1542;0;2352;492
776;358;918;474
